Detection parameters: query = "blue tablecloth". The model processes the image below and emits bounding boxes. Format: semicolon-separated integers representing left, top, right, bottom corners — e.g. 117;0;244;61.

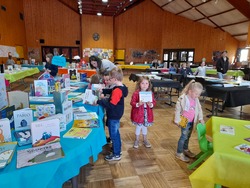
0;104;106;188
21;64;45;71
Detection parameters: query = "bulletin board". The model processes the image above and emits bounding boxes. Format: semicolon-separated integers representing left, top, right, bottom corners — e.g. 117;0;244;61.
115;49;125;60
0;45;17;57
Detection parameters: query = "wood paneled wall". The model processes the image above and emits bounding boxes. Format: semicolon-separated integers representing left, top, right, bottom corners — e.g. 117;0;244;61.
81;14;114;61
23;0;81;61
0;0;26;64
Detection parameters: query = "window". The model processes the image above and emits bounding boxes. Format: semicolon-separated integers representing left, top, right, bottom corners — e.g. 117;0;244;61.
240;49;248;62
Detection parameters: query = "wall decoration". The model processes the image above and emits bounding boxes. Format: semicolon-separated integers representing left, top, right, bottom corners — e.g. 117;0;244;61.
82;48;113;59
129;48;159;63
0;45;17;57
28;48;40;60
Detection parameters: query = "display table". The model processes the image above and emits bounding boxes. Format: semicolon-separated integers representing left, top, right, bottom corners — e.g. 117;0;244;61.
58;68;96;77
21;64;45;71
189;116;250;188
4;67;40;83
118;64;150;70
0;104;106;188
191;68;244;77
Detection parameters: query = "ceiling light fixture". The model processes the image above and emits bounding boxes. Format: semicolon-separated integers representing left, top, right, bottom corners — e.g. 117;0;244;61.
78;0;82;14
97;12;102;16
102;0;108;2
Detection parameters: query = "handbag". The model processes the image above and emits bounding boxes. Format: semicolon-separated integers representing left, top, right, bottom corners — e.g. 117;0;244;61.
179;115;189;128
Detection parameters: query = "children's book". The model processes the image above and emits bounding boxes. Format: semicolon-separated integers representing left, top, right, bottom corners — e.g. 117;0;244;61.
14;129;32;146
8;90;30;110
31;118;60;147
42;113;66;132
29;96;53;103
139;91;153;102
63;127;92;139
73;119;99;128
0;141;17;169
82;89;98;105
0;105;15;129
0;118;12;143
62;74;70;88
244;125;250;129
74;112;98;120
16;142;64;169
62;100;73;125
0;74;8;110
244;137;250;142
234;144;250;155
68;69;77;80
34;104;56;118
13;108;33;131
72;106;87;113
220;125;235;135
34;80;48;96
53;91;67;114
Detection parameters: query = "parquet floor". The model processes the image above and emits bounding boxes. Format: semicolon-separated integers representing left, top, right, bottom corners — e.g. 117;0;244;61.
12;72;250;188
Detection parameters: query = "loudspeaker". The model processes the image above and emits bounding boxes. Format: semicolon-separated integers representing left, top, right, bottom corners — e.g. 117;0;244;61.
76;40;80;45
39;39;45;44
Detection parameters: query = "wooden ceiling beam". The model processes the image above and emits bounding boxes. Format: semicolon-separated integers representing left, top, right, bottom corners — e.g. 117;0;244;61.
227;0;250;19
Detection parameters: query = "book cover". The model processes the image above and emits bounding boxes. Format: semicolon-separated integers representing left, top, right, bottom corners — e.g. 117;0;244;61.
31;118;60;147
62;100;73;125
42;113;66;132
82;89;98;105
62;74;70;88
63;127;92;139
235;144;250;155
73;119;99;128
0;141;17;169
72;106;87;113
0;118;12;143
8;90;29;110
35;104;56;118
16;142;64;169
13;108;33;131
14;129;32;146
139;91;153;102
0;74;8;110
34;80;48;97
244;125;250;129
74;112;98;120
29;96;53;103
53;91;67;114
244;137;250;142
68;69;77;80
0;105;15;129
220;125;235;135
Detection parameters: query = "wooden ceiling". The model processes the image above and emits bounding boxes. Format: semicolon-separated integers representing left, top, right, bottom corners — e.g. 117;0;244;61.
58;0;250;41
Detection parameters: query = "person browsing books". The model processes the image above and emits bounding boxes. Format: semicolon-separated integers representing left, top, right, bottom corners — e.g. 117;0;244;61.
6;52;15;66
89;55;117;74
130;76;156;149
44;53;58;77
96;68;128;161
216;50;229;79
194;58;206;77
179;62;193;86
174;80;204;162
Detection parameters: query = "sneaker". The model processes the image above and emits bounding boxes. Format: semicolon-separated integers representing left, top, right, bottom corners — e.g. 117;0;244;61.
176;153;190;162
105;154;121;161
143;140;151;148
184;149;196;158
106;137;112;144
133;140;139;149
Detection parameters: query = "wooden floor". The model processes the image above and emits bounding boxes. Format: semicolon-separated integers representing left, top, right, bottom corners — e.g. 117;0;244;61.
12;73;250;188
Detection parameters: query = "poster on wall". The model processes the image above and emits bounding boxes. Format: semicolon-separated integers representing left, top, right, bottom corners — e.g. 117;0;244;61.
0;45;17;57
129;48;159;63
28;48;40;60
82;48;113;59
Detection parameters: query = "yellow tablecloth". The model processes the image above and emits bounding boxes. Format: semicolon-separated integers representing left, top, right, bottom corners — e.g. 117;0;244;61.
190;116;250;188
4;68;40;83
118;64;150;70
191;68;244;77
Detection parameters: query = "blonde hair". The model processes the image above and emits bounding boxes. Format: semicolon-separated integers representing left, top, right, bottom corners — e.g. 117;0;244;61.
181;80;203;95
90;74;100;84
46;53;53;63
135;76;152;91
109;67;123;81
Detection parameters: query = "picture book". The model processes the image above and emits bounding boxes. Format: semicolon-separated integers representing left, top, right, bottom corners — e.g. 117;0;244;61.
29;96;53;103
63;127;92;139
244;125;250;129
13;108;33;131
53;91;67;114
8;90;29;110
68;97;83;104
0;118;12;143
62;100;73;125
42;113;66;132
34;80;48;97
7;65;13;72
0;105;15;129
68;69;77;80
72;106;87;113
34;104;55;118
139;91;153;102
74;112;98;120
31;118;60;147
16;142;64;169
0;74;8;110
234;144;250;155
220;125;235;135
73;119;99;128
14;129;32;146
244;137;250;142
62;74;70;88
82;89;98;105
0;141;17;169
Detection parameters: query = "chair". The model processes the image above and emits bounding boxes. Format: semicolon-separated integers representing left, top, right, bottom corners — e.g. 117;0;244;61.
188;123;213;170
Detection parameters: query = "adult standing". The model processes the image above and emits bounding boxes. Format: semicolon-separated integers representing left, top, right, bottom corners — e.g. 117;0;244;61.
216;51;229;79
6;52;15;66
89;56;116;73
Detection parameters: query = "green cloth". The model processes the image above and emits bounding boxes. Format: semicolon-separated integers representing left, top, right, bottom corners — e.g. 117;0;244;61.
4;68;40;83
191;68;244;77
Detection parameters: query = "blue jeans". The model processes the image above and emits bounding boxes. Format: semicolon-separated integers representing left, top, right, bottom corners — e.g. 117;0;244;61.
217;72;225;79
108;119;121;156
177;122;193;153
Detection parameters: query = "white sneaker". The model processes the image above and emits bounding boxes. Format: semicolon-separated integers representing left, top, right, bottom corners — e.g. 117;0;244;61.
176;153;190;162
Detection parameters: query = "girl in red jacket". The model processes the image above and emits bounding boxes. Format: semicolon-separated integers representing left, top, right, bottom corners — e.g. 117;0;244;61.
130;76;156;148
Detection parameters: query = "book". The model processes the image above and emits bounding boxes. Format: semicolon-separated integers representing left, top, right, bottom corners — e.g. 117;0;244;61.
235;144;250;155
0;74;8;110
29;96;54;103
244;137;250;142
8;90;30;110
139;91;153;102
63;127;92;139
62;100;73;125
34;80;48;96
0;141;17;169
0;105;15;129
14;129;32;146
72;106;87;113
0;118;12;143
220;125;235;135
34;104;56;118
62;74;70;88
31;118;60;147
74;112;98;120
82;89;98;105
73;119;99;128
244;125;250;129
16;142;64;169
13;108;33;131
42;113;66;132
68;69;77;80
53;91;67;114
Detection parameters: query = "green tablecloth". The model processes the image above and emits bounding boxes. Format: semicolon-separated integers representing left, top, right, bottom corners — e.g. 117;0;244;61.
4;68;40;83
191;68;244;77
